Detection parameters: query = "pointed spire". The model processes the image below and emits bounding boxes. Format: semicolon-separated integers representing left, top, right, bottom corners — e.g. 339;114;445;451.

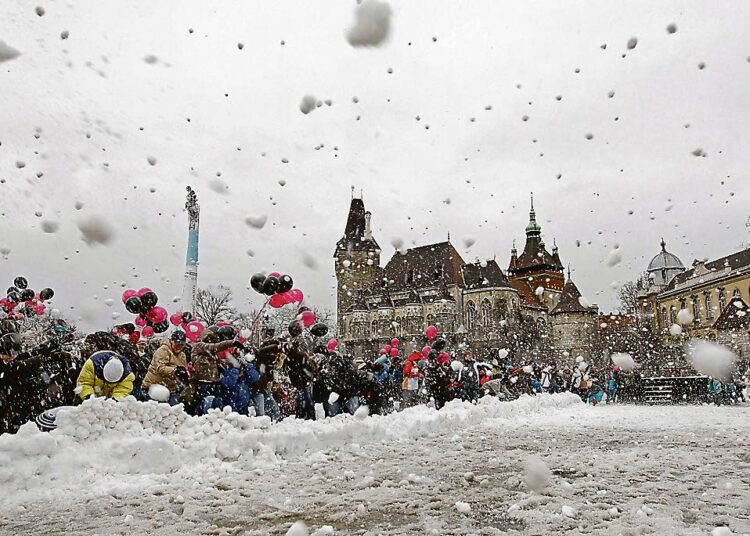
351;185;355;199
511;238;517;254
567;264;571;280
660;237;666;251
525;192;542;237
447;230;451;242
552;237;558;253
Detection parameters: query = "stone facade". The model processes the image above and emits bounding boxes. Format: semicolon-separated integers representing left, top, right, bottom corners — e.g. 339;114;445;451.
334;195;599;361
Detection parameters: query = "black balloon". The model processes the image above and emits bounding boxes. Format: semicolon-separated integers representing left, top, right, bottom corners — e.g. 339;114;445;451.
7;287;18;297
297;305;311;314
20;289;35;301
13;277;28;290
125;296;143;315
7;291;21;303
140;290;158;310
262;276;280;296
288;320;303;337
432;338;447;352
309;323;329;337
250;273;266;294
39;288;54;301
277;274;294;293
181;311;193;323
153;321;169;334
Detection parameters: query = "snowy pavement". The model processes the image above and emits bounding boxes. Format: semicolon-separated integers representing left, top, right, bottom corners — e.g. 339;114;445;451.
1;395;749;535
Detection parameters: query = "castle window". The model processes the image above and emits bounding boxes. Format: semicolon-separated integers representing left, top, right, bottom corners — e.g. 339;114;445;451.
433;264;443;282
669;306;677;325
719;289;726;312
705;294;714;319
466;301;477;330
406;269;414;285
733;288;741;299
481;299;492;327
691;296;700;325
661;307;668;327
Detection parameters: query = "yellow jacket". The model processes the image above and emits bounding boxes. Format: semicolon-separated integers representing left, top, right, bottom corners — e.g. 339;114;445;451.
76;352;135;401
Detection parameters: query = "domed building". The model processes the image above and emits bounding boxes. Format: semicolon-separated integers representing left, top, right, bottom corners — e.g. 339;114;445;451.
646;239;685;287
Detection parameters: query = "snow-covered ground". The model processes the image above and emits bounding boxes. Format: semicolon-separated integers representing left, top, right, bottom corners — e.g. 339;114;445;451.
1;395;749;535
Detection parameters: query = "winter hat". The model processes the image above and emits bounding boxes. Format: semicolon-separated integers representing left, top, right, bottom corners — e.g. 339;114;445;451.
170;330;187;344
103;357;124;383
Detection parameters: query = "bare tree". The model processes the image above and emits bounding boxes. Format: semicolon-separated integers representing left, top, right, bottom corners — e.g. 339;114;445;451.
194;285;236;325
617;274;648;314
236;305;337;345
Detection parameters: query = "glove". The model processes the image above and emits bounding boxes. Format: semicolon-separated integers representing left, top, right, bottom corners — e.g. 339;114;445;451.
174;366;189;384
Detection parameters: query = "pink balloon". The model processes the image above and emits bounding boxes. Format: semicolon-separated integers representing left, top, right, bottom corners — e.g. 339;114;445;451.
142;326;155;338
389;348;398;357
184;321;204;342
327;339;338;352
170;312;183;326
391;338;400;347
150;306;168;324
437;352;450;365
281;290;295;304
268;272;281;278
269;294;286;308
425;325;438;341
379;348;387;355
216;321;230;327
134;315;147;327
122;289;137;303
129;331;141;344
34;305;46;316
290;289;304;303
422;345;432;358
301;310;316;327
136;287;152;298
383;345;392;353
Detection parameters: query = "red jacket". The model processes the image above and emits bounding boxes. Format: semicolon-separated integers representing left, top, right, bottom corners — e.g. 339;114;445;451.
403;352;423;378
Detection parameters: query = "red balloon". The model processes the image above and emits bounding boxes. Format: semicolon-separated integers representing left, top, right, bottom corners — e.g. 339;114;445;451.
148;306;167;324
142;326;155;338
268;272;281;278
170;312;183;326
34;305;46;316
137;287;152;298
437;352;450;365
425;325;438;341
327;339;338;352
290;289;304;303
185;321;204;342
300;310;316;327
422;345;432;358
389;348;398;357
269;294;287;308
134;315;147;327
379;348;387;355
391;338;400;347
122;289;137;304
216;321;230;327
383;344;392;353
129;331;141;344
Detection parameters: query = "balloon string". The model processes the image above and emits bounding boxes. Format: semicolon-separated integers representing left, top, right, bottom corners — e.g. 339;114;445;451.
247;297;270;341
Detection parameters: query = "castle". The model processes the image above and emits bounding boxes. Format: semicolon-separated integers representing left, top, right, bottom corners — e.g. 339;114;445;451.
334;195;600;361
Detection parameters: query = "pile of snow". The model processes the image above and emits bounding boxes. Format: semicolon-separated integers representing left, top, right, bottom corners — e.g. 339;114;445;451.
523;456;551;492
0;393;582;505
611;352;635;372
686;339;736;381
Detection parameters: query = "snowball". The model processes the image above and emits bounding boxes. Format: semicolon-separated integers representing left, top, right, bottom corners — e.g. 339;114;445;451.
286;521;309;536
669;324;682;337
0;41;21;63
77;215;115;245
686;339;736;381
147;156;157;166
148;384;171;403
626;37;638;49
346;0;391;47
41;220;59;233
611;353;635;372
522;365;533;374
535;286;544;297
676;309;694;325
562;505;577;518
354;405;369;420
524;456;551;492
711;527;733;536
607;246;623;267
455;501;471;514
300;95;317;114
244;214;268;229
575;356;584;364
208;179;228;194
497;349;509;359
450;361;464;372
328;392;340;404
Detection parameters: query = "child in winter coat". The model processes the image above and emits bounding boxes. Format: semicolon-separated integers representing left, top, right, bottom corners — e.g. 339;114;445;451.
220;357;261;415
76;351;134;401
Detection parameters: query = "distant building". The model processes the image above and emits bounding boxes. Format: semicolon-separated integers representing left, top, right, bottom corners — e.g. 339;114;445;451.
334;195;598;361
637;241;750;362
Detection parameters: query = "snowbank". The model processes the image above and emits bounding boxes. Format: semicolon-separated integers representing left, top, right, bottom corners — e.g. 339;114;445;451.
0;393;581;505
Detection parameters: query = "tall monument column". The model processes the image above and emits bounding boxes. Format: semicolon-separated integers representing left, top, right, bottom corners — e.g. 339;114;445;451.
182;186;200;313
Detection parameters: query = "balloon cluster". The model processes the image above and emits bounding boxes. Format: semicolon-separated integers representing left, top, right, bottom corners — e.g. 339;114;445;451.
287;305;329;338
121;288;169;338
250;272;304;309
0;276;54;317
419;327;447;360
378;337;400;357
167;310;205;342
111;323;141;345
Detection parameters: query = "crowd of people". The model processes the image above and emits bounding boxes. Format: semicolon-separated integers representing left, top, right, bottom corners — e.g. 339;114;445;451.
1;316;748;435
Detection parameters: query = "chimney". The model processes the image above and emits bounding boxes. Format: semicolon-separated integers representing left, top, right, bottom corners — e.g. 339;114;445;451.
364;211;372;240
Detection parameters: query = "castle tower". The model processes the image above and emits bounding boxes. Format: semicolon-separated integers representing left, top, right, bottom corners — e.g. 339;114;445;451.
334;196;382;332
181;186;200;313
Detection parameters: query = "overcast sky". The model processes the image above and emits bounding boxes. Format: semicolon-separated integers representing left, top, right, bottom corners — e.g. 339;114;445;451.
1;0;749;330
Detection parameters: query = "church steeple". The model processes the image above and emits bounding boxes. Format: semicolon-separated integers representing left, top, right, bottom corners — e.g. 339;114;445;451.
525;192;542;237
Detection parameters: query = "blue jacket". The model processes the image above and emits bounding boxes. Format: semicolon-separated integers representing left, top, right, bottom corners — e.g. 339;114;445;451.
220;363;261;415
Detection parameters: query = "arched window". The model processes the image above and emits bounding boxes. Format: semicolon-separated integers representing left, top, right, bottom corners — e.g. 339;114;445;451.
661;307;668;327
466;301;477;330
481;299;492;327
371;321;377;337
691;296;700;325
719;289;726;312
669;306;677;325
705;294;714;319
733;288;741;299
